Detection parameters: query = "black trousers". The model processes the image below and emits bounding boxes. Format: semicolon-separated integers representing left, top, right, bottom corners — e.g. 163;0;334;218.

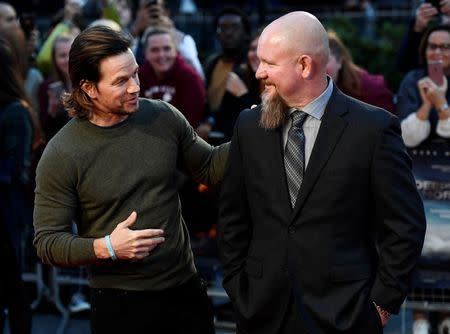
0;225;31;334
90;275;215;334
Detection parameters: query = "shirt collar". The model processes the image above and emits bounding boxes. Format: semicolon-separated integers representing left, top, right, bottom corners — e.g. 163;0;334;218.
289;77;333;120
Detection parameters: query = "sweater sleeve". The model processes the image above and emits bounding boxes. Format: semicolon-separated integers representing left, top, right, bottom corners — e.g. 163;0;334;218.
33;142;97;266
165;103;229;186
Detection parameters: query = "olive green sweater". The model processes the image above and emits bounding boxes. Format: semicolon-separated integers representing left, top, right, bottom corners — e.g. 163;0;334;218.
34;99;228;290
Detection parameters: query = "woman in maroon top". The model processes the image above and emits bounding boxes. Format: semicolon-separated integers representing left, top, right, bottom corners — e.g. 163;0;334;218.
138;27;205;127
326;30;396;114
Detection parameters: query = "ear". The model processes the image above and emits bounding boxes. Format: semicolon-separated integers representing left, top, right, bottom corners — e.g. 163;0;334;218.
297;55;314;79
81;80;98;99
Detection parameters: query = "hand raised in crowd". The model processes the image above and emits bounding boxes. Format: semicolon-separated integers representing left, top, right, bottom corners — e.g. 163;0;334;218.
131;1;167;37
226;72;249;97
417;76;449;119
419;75;447;105
414;2;439;33
441;0;450;16
94;211;165;261
131;5;152;37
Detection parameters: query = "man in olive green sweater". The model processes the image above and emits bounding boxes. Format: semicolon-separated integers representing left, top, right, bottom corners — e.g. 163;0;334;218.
33;26;227;334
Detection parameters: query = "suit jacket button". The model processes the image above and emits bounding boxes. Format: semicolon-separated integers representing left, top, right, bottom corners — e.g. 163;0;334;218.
288;226;295;234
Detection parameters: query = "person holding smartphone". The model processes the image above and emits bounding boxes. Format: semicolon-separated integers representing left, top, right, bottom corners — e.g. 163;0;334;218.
397;25;450;148
396;0;450;74
131;0;204;79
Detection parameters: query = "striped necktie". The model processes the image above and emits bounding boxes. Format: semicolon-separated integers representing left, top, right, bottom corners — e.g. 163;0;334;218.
284;110;308;208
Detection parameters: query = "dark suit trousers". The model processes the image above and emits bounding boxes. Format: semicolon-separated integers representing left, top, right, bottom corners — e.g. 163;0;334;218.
277;293;384;334
260;296;383;334
90;275;215;334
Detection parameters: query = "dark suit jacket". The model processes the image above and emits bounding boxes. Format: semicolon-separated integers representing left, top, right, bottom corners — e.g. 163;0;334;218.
218;87;426;334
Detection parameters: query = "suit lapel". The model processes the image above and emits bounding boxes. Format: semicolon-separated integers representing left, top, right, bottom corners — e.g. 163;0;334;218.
290;89;349;221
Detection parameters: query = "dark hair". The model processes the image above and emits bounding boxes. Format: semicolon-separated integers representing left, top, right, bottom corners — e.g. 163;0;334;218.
0;26;28;79
418;25;450;66
0;36;43;147
0;37;27;108
213;7;251;36
63;26;132;118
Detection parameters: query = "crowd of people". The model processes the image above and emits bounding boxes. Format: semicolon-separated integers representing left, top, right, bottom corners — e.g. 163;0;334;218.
0;0;449;333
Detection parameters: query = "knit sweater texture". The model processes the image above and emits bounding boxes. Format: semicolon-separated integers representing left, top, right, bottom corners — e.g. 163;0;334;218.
34;98;228;290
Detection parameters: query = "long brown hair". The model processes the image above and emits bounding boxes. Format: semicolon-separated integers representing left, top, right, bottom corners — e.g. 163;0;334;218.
63;26;132;119
328;30;362;99
0;32;44;148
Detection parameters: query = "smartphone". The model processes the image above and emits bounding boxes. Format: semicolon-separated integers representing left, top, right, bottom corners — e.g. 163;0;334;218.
144;0;161;18
425;0;442;12
428;60;444;86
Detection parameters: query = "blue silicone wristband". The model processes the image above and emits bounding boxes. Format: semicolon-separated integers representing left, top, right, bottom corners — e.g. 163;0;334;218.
105;235;117;260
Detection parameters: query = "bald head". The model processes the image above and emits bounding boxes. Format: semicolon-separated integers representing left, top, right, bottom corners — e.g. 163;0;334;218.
261;11;329;69
256;11;329;109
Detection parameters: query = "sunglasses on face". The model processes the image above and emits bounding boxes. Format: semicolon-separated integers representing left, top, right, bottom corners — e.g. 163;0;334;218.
427;43;450;51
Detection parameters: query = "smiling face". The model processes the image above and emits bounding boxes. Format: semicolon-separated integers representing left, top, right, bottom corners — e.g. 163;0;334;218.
83;49;140;124
426;30;450;71
145;32;177;78
255;31;301;107
217;14;246;53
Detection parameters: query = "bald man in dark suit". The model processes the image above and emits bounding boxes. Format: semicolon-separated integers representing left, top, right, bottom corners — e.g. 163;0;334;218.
218;11;426;334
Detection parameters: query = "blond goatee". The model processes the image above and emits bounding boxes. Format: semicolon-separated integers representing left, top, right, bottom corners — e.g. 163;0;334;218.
259;89;289;130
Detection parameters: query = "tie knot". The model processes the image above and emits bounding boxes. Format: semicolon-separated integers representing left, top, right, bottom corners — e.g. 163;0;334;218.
291;110;308;127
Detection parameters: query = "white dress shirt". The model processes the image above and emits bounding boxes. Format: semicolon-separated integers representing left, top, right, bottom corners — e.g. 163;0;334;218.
283;79;334;168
